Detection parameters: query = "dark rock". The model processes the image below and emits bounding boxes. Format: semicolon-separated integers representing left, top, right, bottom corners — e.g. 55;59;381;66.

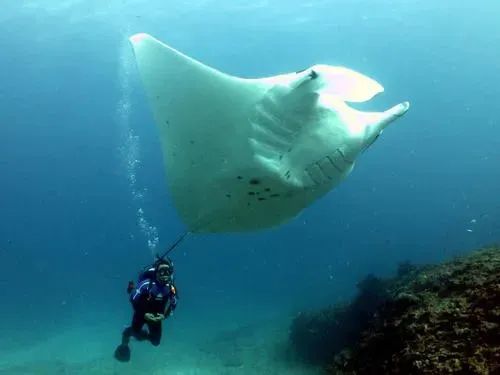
328;245;500;375
288;244;500;374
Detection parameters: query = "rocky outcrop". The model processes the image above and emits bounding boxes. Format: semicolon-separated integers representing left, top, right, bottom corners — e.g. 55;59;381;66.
290;245;500;374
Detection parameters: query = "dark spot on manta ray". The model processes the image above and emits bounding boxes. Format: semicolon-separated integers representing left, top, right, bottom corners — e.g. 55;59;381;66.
270;193;280;198
237;176;243;180
249;178;260;185
165;120;170;125
258;197;266;201
308;70;318;79
190;140;195;145
264;188;271;192
225;194;231;198
248;192;255;196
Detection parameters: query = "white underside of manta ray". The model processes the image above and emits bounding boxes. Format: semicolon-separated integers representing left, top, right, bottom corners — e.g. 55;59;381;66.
129;33;410;233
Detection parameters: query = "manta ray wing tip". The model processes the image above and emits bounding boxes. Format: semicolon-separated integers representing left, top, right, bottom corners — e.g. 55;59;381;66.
129;33;150;45
392;101;410;119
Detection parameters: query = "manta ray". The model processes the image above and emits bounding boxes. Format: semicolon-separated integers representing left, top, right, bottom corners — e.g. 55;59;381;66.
129;33;410;233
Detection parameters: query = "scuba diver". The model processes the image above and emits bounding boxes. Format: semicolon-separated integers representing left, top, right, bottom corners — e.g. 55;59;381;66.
114;257;178;362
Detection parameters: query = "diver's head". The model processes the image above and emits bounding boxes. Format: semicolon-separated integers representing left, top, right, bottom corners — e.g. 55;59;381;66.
155;258;174;285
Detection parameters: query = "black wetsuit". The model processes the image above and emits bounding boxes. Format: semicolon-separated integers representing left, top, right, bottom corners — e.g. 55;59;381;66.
121;278;177;346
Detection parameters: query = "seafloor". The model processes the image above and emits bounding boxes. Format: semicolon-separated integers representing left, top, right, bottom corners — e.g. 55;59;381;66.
2;245;497;374
0;310;321;375
290;245;500;374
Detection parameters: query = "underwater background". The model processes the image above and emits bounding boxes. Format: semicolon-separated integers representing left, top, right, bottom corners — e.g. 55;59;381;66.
0;0;499;373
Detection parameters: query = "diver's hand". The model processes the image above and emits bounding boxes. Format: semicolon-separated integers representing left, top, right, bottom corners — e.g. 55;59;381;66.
145;313;164;322
144;313;158;322
156;313;165;321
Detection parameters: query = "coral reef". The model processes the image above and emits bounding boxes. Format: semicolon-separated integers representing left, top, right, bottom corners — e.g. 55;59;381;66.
290;245;500;374
289;274;391;364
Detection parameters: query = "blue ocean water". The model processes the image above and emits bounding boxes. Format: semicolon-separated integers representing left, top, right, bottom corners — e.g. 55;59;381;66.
0;1;499;373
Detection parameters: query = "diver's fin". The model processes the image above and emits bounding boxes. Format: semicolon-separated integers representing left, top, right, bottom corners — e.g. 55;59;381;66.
114;344;131;362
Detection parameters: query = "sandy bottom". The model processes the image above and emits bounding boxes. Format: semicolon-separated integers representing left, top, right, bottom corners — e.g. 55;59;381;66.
0;308;321;375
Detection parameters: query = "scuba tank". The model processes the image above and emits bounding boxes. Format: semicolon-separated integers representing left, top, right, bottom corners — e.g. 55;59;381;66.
126;265;157;295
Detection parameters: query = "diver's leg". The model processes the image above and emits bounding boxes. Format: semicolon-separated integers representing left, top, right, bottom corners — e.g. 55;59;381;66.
115;312;148;361
121;312;145;345
114;312;146;362
131;312;150;341
147;321;162;346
